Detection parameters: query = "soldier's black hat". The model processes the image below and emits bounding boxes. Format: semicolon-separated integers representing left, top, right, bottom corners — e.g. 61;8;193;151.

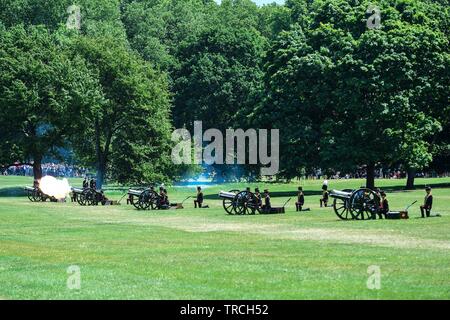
255;187;260;192
380;191;386;197
425;186;432;191
264;189;269;193
298;186;303;191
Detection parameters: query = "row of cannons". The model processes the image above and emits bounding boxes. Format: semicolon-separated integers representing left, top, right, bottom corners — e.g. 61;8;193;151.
330;188;408;220
25;186;110;206
25;186;409;219
218;188;409;219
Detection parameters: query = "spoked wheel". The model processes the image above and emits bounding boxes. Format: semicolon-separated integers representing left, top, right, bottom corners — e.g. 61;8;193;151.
27;189;39;202
130;195;141;209
83;188;97;206
150;193;161;210
233;191;257;215
77;192;87;206
138;190;158;210
333;198;353;220
223;189;239;215
349;188;380;220
244;192;260;215
39;192;47;202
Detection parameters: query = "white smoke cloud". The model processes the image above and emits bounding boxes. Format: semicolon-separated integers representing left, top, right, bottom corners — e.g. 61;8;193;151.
39;176;72;200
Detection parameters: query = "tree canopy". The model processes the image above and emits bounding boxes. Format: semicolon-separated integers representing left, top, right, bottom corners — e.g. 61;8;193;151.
0;0;448;188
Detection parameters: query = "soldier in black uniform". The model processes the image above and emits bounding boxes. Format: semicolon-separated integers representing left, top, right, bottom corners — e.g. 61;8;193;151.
194;186;204;208
163;188;169;206
296;187;305;212
89;178;96;190
373;191;389;219
158;187;169;208
420;186;433;218
254;188;262;207
82;177;89;189
261;189;271;213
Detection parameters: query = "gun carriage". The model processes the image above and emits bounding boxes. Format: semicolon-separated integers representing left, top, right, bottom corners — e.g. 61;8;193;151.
24;186;55;202
127;188;160;210
218;190;288;215
330;188;381;220
71;187;107;206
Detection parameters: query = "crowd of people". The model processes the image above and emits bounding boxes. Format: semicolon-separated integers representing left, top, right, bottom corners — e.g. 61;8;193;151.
310;168;449;180
2;163;89;178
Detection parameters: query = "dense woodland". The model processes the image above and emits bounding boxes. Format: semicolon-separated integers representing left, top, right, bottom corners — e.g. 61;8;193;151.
0;0;448;189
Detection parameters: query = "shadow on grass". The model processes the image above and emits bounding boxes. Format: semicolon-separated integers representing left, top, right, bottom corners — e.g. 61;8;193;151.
203;182;450;199
0;187;26;197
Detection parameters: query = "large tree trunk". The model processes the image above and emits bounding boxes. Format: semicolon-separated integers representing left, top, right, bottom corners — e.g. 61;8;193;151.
33;155;43;181
96;163;106;189
366;162;375;190
96;159;106;190
406;168;416;190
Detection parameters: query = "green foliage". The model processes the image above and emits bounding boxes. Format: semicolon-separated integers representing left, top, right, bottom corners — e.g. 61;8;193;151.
0;25;102;172
260;0;449;182
173;25;266;130
69;36;173;186
0;0;448;185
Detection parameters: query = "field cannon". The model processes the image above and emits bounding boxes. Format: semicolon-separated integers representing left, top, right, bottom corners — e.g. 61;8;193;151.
25;186;56;202
219;190;288;215
127;188;160;210
72;187;108;206
330;188;380;220
219;190;261;215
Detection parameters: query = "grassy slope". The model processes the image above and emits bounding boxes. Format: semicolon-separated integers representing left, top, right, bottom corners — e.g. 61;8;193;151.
0;176;449;299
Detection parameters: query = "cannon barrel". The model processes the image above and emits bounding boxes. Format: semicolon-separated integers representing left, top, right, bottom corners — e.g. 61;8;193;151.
24;186;36;192
71;187;84;195
128;189;144;197
330;189;352;200
218;191;237;199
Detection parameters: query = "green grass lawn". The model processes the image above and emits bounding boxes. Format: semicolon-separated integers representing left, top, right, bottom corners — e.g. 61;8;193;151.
0;176;449;299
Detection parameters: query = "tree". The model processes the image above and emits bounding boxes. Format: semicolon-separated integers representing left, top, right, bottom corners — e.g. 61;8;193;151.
70;36;173;188
259;0;448;188
0;25;102;180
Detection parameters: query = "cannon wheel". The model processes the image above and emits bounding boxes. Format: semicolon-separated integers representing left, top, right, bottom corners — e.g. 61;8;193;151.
27;188;39;202
77;191;87;206
333;198;352;220
223;189;239;215
349;188;380;220
233;191;260;215
138;189;158;210
38;191;48;202
130;194;141;209
82;188;97;206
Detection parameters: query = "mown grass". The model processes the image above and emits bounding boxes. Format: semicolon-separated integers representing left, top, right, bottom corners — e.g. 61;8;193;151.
0;176;449;299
